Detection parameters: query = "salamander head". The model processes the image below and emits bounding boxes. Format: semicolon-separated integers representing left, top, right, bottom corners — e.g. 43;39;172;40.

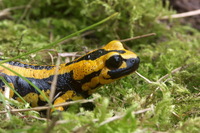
97;40;140;84
67;40;140;94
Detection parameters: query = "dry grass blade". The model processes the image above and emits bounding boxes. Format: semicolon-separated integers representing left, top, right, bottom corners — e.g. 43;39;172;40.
58;52;81;57
99;108;152;126
0;9;11;19
0;5;26;20
140;65;189;108
120;33;156;42
18;0;35;23
161;9;200;19
99;115;123;126
157;66;187;82
45;113;61;133
136;65;188;84
4;86;11;120
135;71;157;84
0;98;96;114
0;6;26;20
47;56;61;118
48;52;55;65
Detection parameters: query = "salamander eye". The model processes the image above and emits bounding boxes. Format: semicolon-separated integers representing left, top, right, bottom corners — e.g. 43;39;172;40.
105;55;123;70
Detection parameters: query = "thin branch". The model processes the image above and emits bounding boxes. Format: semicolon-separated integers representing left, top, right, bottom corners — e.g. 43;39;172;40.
133;107;153;115
135;71;157;84
47;52;55;65
53;108;152;127
99;107;152;126
47;56;61;118
4;86;11;120
157;66;184;82
161;9;200;20
0;6;26;19
99;115;123;126
136;65;187;84
18;0;35;23
48;56;60;102
0;9;11;19
58;52;81;57
120;33;156;42
142;65;188;108
21;114;49;121
45;113;61;133
0;5;27;12
0;98;96;114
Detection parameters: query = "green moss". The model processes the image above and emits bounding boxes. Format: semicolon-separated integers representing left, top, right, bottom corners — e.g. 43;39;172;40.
0;0;200;132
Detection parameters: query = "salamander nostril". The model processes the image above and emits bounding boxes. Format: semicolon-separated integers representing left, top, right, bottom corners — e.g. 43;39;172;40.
130;57;140;64
135;57;140;64
131;59;135;63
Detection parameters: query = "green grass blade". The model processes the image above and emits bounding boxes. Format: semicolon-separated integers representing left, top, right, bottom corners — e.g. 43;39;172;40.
0;76;27;103
0;12;118;64
0;92;11;118
0;64;50;106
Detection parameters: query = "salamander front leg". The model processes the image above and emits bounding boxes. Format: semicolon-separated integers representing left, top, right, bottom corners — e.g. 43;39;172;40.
52;90;83;112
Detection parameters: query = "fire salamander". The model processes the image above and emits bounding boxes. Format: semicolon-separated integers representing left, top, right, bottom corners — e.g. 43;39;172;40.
0;40;140;111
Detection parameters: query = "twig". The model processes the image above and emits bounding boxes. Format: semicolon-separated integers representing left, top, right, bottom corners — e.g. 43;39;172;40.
134;107;153;115
161;9;200;20
0;5;27;12
47;56;61;118
0;9;11;19
55;120;72;125
99;115;123;126
0;6;26;19
47;52;55;65
53;108;152;127
58;52;81;64
19;114;49;121
18;0;35;23
45;113;61;133
157;66;185;82
155;66;187;92
136;65;187;84
72;124;89;133
0;98;96;114
120;33;156;42
135;71;157;84
4;86;11;120
142;65;188;108
99;107;152;126
30;115;49;121
58;52;81;57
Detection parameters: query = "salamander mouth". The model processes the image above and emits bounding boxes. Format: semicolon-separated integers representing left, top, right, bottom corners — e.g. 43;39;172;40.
107;57;140;79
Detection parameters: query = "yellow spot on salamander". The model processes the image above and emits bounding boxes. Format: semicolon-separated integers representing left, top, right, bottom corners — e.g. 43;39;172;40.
21;93;39;107
39;90;50;101
53;90;75;111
